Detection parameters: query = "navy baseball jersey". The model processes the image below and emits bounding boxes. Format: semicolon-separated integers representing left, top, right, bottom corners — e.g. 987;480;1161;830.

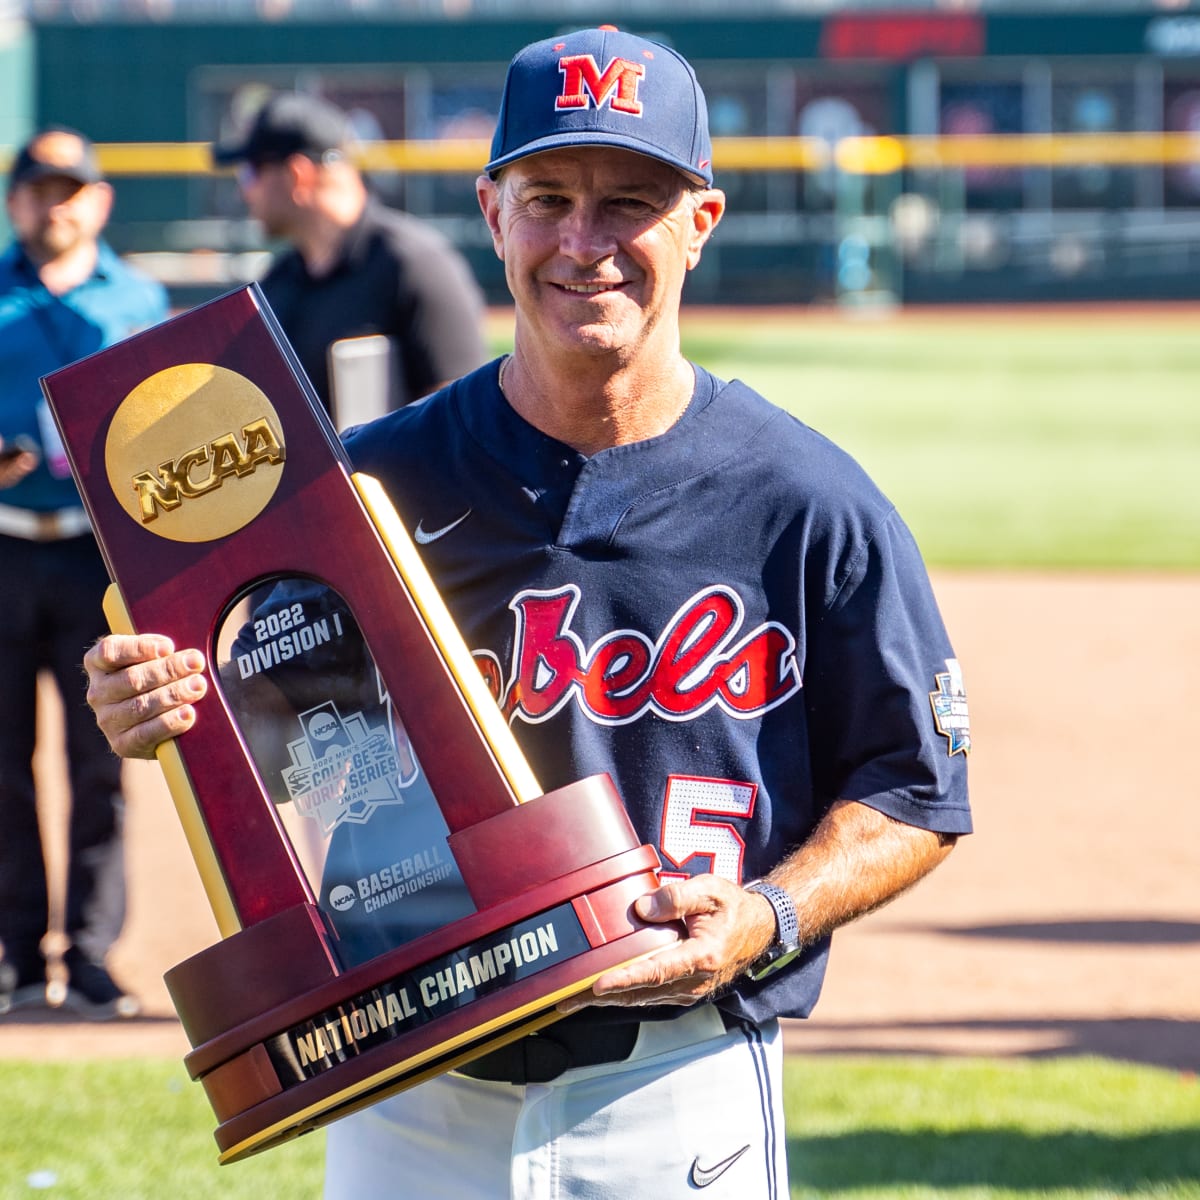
335;359;972;1028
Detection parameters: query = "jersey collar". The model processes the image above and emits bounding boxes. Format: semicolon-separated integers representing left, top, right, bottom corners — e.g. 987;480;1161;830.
455;360;773;549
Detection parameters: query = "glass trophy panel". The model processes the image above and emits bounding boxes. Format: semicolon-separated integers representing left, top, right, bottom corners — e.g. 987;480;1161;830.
214;576;477;969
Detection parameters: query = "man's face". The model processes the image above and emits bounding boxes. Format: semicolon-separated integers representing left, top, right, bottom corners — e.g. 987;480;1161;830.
235;159;298;240
6;176;112;265
478;147;723;363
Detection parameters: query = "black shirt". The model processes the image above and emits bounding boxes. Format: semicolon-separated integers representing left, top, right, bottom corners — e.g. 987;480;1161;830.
260;198;487;414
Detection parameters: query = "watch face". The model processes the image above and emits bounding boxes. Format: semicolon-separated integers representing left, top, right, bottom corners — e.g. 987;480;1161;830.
745;942;803;982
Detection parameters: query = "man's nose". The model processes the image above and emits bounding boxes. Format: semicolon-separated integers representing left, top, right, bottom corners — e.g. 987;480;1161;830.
558;208;616;264
43;188;82;210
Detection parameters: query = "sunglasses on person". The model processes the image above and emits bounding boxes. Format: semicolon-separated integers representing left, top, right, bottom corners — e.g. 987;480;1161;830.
235;159;278;189
235;149;344;189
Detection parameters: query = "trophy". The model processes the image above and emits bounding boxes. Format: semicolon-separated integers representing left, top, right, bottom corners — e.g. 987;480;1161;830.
40;285;677;1163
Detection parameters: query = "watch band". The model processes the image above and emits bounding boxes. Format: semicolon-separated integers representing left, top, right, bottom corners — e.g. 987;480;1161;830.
744;879;802;981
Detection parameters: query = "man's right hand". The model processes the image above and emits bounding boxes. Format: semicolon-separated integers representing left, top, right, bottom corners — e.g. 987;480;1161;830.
84;634;208;759
0;437;40;488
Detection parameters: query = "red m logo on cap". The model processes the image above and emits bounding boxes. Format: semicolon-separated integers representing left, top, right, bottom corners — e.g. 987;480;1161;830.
557;55;646;116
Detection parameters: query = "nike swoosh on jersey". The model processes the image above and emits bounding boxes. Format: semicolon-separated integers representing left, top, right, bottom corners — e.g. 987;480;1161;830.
688;1144;751;1188
413;510;472;545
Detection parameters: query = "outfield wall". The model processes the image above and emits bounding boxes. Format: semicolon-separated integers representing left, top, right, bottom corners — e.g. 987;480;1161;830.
15;10;1200;306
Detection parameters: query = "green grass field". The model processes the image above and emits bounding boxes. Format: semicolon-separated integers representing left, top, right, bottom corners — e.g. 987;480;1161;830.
5;307;1193;1199
784;1056;1200;1199
489;307;1200;568
2;1055;1197;1198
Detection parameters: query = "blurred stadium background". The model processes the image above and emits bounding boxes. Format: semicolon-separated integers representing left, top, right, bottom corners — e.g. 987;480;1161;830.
4;0;1200;311
4;12;1199;1195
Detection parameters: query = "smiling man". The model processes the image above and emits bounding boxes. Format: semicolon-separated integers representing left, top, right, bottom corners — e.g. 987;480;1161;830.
477;149;720;453
84;27;971;1199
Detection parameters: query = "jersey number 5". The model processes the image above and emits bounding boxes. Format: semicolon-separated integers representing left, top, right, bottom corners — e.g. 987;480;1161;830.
657;775;758;884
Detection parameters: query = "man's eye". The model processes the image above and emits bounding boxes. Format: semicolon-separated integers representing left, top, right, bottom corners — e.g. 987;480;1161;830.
612;197;656;213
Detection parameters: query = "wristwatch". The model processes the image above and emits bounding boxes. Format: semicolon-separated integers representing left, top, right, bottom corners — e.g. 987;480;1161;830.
744;879;803;981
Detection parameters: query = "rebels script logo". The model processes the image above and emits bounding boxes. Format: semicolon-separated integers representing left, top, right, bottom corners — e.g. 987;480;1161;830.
477;584;801;726
556;54;646;117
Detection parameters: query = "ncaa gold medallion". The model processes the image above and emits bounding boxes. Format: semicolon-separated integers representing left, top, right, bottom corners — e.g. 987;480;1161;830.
105;363;285;543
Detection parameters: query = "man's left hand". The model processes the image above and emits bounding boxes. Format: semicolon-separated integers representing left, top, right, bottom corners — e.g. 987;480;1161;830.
558;874;777;1012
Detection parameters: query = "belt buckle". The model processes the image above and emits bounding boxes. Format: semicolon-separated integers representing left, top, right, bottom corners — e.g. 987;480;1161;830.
523;1032;573;1083
35;511;62;540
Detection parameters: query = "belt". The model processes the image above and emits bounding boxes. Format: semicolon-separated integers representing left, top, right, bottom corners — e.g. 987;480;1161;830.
0;503;91;541
457;1017;642;1085
457;1007;742;1086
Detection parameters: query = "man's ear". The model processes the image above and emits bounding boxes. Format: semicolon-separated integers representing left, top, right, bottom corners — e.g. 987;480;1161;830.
287;153;320;201
476;173;504;261
686;188;726;271
88;180;115;228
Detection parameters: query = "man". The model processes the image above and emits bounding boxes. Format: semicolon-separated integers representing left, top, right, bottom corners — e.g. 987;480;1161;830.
85;27;971;1197
213;91;488;418
0;127;168;1019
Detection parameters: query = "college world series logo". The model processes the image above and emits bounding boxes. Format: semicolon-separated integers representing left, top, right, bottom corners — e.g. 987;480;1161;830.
929;657;971;756
281;699;413;834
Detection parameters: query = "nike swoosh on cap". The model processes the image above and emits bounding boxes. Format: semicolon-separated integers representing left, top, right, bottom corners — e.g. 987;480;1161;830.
413;510;472;545
688;1143;750;1188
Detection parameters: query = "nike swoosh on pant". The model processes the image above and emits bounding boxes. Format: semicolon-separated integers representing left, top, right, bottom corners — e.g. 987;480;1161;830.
413;510;472;545
688;1143;751;1188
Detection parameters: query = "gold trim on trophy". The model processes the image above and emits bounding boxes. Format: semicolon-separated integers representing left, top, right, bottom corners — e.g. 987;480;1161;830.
352;473;542;806
103;582;243;937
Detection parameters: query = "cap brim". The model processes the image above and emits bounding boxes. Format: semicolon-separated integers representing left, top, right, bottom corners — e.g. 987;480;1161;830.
486;132;711;187
211;140;252;166
10;163;100;188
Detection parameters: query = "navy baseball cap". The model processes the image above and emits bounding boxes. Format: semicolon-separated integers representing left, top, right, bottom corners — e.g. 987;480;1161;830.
7;127;103;194
486;26;713;186
213;93;351;166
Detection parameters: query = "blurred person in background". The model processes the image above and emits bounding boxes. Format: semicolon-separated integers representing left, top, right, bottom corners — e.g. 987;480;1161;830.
213;91;488;418
0;126;168;1019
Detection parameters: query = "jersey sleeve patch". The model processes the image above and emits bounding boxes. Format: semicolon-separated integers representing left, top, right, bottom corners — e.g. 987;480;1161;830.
929;657;971;757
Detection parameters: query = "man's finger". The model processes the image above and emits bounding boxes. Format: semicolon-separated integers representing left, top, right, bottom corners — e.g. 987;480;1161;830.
104;699;202;761
84;637;208;759
558;954;712;1013
84;633;177;674
590;940;710;996
93;668;207;759
86;643;205;706
632;875;736;923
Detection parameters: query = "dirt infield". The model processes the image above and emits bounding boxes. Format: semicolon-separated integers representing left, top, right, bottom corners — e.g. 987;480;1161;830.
2;571;1198;1072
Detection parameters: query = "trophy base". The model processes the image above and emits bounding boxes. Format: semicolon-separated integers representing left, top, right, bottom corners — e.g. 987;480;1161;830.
165;775;678;1162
